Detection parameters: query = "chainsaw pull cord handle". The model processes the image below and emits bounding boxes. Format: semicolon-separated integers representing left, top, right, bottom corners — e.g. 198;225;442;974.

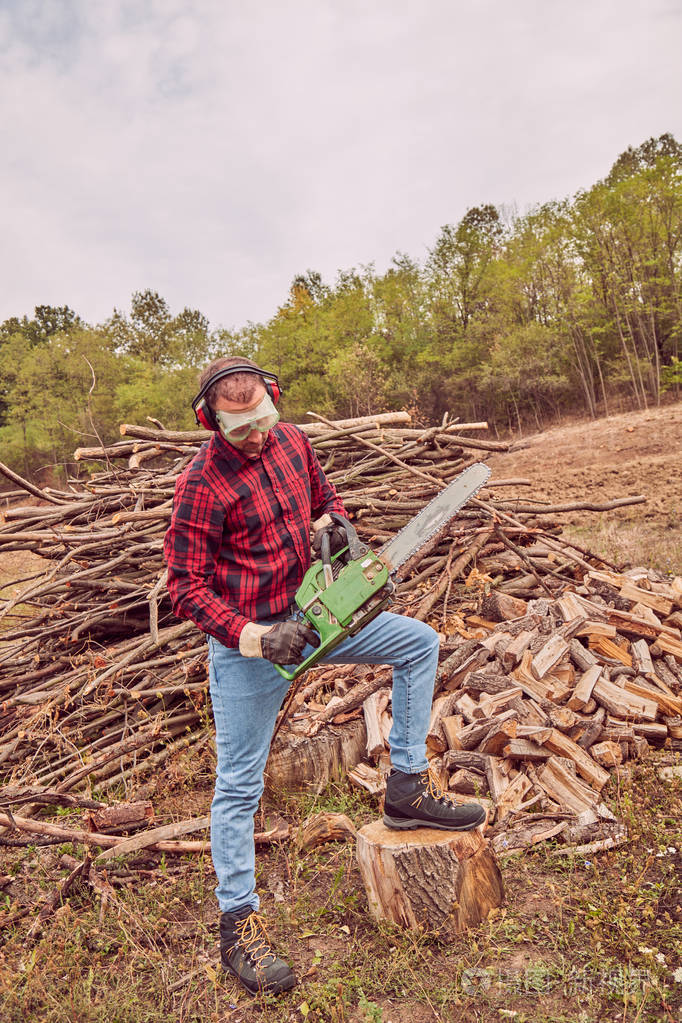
329;511;369;560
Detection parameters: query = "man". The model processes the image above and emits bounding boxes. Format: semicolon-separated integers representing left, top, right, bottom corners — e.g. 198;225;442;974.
164;356;485;997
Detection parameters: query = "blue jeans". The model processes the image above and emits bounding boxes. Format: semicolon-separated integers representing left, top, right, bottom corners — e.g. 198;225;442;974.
207;611;439;913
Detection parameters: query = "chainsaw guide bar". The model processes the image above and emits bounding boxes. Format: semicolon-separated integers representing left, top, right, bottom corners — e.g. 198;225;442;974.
378;461;491;572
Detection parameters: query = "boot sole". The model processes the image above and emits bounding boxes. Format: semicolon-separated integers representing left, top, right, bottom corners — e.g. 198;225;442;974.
383;810;486;832
223;960;297;995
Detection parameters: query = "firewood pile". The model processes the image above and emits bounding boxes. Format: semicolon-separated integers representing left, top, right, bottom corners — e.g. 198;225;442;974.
339;568;682;856
1;410;675;859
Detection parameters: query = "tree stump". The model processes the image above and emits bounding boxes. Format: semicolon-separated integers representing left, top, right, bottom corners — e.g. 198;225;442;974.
265;717;366;794
356;820;504;937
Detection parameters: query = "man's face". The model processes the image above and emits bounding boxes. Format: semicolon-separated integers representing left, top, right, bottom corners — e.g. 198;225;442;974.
214;383;271;459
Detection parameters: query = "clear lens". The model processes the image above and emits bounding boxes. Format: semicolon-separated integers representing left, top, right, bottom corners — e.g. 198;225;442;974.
215;397;280;443
225;413;279;441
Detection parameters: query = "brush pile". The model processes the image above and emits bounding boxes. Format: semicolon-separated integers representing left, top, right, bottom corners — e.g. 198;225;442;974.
1;410;677;857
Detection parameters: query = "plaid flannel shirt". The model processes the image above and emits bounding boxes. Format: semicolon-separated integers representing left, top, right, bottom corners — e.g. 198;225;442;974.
164;422;345;648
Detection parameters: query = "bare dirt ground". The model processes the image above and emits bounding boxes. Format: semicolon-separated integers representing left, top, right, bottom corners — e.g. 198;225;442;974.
487;399;682;575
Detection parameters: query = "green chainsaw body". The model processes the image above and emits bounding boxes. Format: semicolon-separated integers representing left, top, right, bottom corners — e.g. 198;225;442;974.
273;546;392;681
273;462;491;682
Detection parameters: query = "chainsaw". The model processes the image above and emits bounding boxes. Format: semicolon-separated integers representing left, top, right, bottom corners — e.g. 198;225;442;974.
274;462;491;681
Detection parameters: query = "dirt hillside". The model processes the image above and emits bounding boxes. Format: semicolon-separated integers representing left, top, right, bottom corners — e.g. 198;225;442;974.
487;399;682;575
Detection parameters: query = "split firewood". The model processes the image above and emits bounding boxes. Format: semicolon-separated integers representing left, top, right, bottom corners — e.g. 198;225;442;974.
567;665;602;712
449;768;488;795
532;759;600;814
589;740;623;768
426;692;461;753
348;762;387;795
591;675;658;721
441;714;464;750
501;630;534;670
363;689;390;759
295;812;357;852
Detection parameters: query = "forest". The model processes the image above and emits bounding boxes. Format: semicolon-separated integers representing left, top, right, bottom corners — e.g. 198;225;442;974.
1;133;680;481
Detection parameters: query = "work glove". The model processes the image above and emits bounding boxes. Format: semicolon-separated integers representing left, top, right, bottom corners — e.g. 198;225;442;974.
312;515;351;558
239;620;320;664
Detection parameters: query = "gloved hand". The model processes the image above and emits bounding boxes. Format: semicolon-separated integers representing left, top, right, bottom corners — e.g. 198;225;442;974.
312;516;351;558
239;620;320;664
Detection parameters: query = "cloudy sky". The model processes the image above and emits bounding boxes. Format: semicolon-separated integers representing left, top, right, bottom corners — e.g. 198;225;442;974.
1;0;680;332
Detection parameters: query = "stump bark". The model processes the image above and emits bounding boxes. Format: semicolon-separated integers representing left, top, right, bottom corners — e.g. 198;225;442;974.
265;717;366;794
356;820;504;937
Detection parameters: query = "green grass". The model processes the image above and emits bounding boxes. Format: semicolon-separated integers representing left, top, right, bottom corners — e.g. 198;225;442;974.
563;518;682;577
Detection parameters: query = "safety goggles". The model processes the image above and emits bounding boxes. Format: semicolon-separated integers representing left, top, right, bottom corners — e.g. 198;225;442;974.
214;393;280;442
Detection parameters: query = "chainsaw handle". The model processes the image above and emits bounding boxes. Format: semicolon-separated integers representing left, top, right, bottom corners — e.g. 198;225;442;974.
329;512;368;560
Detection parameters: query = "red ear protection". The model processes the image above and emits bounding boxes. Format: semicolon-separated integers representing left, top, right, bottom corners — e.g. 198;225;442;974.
191;364;282;431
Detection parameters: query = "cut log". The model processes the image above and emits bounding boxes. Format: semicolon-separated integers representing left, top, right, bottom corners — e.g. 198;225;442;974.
632;721;669;745
443;750;490;775
541;729;611;791
600;718;636;743
491;817;568;855
426;693;460;753
574;621;617;639
665;716;682;739
534;758;600;814
363;689;390;759
474;687;523;720
265;717;366;794
480;591;528;622
623;678;682;717
588;635;633;666
503;738;551;761
449;768;488;796
576;706;606;750
651;634;682;662
567;665;602;712
87;801;154;833
478;717;518;756
348;762;386;795
441;714;464;750
591;676;658;722
485;755;511;802
496;773;533;821
589;741;623;769
531;635;571;680
512;651;553;701
619;580;673;617
295;812;356;851
568;638;599;672
500;630;534;670
453;693;479;724
356;820;504;937
631;736;650;759
630;640;655;677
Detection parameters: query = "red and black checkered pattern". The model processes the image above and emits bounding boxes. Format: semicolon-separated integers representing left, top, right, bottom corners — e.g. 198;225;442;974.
164;423;345;648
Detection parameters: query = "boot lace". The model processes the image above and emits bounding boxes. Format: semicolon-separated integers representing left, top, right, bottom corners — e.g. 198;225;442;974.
232;912;276;969
411;769;457;809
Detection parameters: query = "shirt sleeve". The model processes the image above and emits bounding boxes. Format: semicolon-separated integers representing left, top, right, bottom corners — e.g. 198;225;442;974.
163;469;250;648
302;432;346;520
